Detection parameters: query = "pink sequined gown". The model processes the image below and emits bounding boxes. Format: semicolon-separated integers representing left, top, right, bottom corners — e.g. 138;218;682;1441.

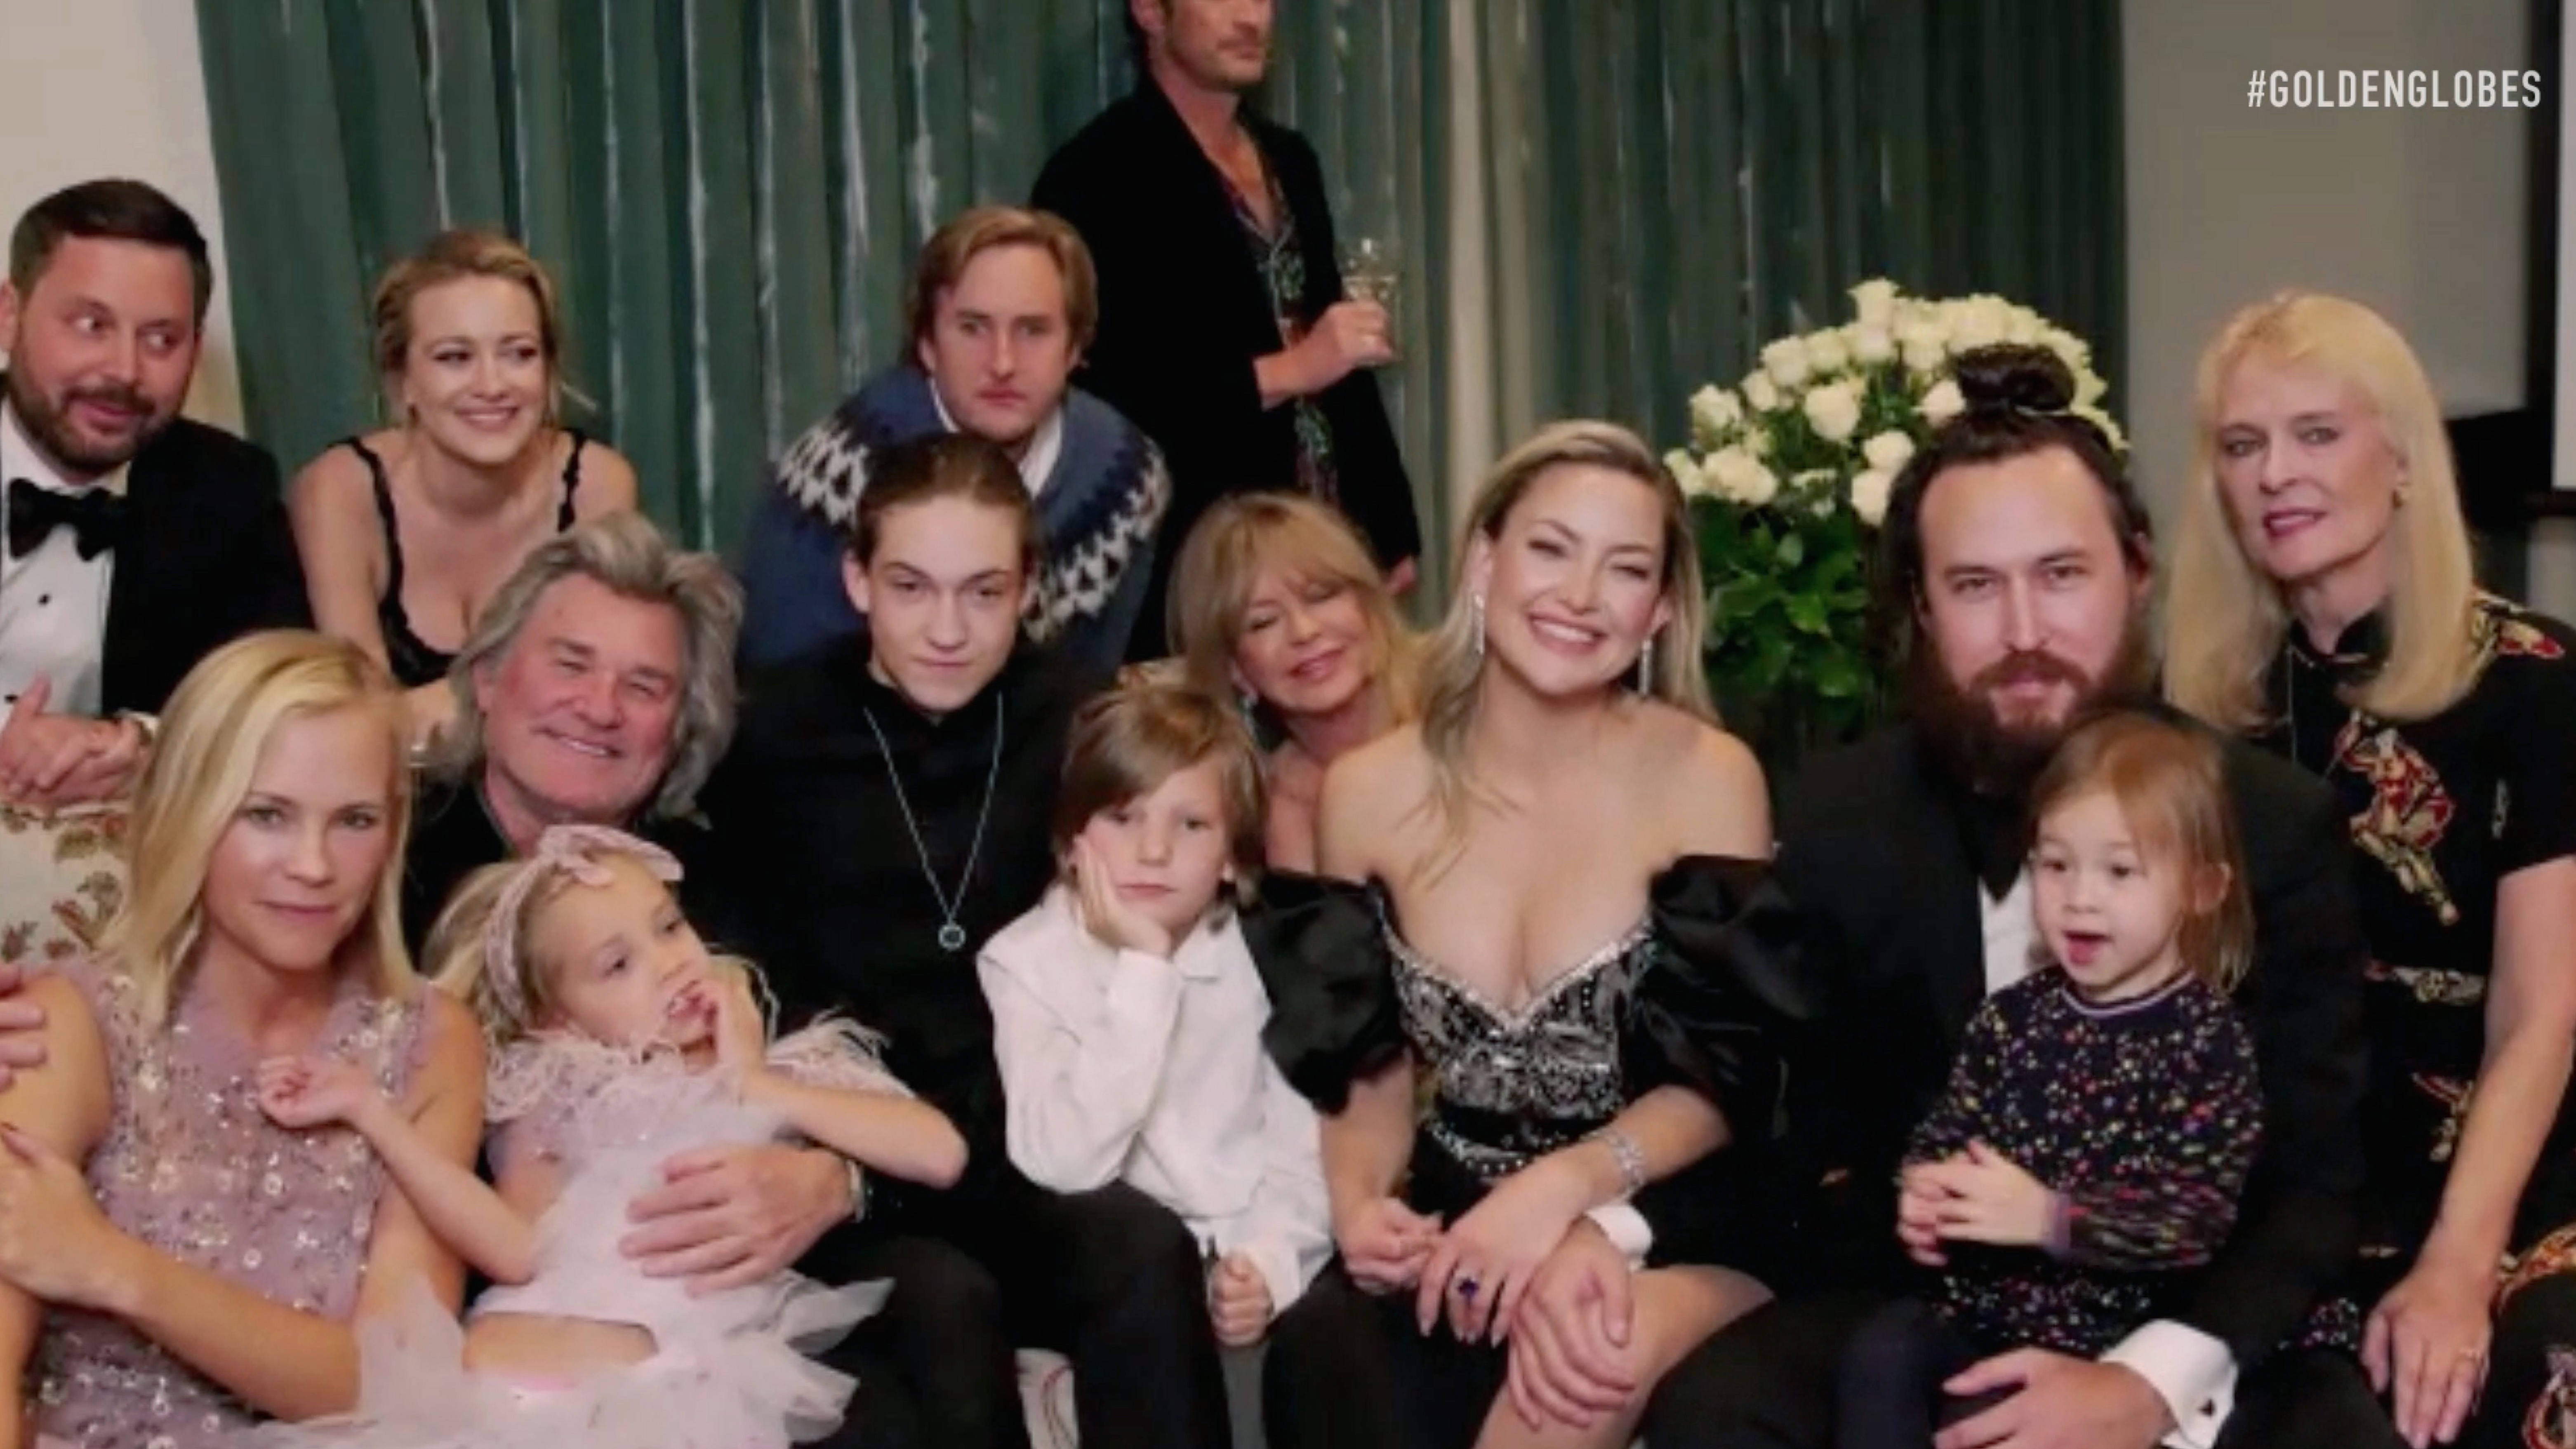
28;958;430;1449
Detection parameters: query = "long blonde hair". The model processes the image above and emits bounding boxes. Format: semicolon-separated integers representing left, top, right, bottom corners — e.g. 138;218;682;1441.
2166;292;2480;729
1410;421;1713;880
100;631;415;1030
1164;492;1422;730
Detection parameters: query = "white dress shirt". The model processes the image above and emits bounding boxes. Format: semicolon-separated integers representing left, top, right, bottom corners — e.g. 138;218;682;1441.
0;400;120;717
980;886;1332;1314
1979;868;2236;1448
929;388;1066;497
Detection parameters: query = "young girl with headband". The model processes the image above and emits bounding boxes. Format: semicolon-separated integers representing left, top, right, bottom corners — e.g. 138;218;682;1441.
251;823;965;1449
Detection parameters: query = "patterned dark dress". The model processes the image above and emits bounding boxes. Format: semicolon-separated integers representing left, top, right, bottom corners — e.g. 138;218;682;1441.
2261;592;2576;1446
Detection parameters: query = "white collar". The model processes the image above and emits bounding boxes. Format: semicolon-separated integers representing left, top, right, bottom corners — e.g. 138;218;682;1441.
930;386;1065;496
0;398;132;499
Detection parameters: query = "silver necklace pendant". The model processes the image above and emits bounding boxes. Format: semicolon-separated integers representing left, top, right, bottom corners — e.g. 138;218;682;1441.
861;692;1007;962
937;922;967;953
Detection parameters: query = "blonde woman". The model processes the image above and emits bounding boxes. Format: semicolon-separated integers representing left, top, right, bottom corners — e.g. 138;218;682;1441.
0;630;482;1449
1168;492;1419;869
290;231;639;741
1248;422;1806;1449
2168;292;2576;1449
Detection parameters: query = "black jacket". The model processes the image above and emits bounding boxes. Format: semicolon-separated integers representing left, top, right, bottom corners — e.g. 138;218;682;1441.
1033;82;1422;654
1;378;308;714
1768;711;2371;1369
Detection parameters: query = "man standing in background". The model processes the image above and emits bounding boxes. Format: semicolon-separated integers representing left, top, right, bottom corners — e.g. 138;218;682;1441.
1036;0;1420;659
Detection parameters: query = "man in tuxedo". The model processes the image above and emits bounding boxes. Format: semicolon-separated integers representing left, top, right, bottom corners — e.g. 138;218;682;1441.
1034;0;1421;658
1510;369;2392;1449
0;178;305;806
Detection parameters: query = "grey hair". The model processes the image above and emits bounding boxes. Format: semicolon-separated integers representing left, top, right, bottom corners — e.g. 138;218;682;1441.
432;513;744;819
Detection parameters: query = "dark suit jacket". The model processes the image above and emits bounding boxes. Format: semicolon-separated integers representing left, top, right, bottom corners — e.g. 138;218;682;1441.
1767;711;2370;1370
1033;82;1423;653
1;378;309;714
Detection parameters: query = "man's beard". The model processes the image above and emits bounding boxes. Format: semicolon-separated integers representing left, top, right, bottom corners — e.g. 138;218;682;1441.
1907;615;2157;799
5;366;174;477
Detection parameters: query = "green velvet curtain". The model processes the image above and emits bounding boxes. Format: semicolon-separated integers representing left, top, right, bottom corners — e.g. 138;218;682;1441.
192;0;2119;566
192;0;1450;557
1461;0;2125;456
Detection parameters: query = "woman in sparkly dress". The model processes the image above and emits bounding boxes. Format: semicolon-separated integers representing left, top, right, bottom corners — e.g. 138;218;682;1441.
1250;423;1808;1449
0;630;483;1449
2167;292;2576;1449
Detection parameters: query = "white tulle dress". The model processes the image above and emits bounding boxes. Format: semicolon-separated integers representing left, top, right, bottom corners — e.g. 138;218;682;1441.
253;1023;900;1449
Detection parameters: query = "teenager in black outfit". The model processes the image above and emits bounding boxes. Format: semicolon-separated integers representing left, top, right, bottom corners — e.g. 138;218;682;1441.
691;433;1227;1449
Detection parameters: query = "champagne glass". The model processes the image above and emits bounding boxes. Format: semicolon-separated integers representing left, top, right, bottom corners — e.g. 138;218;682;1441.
1340;235;1401;357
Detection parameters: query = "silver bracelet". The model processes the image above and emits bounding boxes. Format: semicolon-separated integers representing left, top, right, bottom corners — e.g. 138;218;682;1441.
1588;1126;1647;1199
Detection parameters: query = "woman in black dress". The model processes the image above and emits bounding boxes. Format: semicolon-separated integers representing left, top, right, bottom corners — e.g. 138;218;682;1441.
2168;291;2576;1449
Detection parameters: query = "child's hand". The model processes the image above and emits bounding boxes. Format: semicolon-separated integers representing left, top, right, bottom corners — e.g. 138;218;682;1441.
707;971;767;1070
254;1055;380;1131
1896;1166;1951;1266
1209;1251;1274;1347
1919;1141;2058;1249
1071;837;1174;959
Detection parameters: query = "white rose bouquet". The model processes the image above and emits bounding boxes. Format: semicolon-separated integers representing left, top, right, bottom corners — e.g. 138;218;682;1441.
1667;280;2119;761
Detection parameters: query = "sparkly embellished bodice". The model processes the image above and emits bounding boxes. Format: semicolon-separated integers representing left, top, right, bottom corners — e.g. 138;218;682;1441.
1387;918;1653;1183
32;960;426;1449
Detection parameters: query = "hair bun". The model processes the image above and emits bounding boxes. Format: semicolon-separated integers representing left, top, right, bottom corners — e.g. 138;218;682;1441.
1951;344;2076;416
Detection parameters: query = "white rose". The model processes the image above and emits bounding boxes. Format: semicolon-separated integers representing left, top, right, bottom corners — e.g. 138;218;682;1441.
1920;378;1966;426
1851;322;1895;365
1744;425;1773;459
2002;308;2042;346
1742;371;1782;412
2041;327;2090;377
1862;430;1915;473
1902;337;1945;374
2072;402;2129;454
2076;369;2108;407
1762;336;1813;389
1953;297;2007;350
1806;329;1851;374
1803;381;1862;443
1850;467;1896;527
1898;319;1949;375
1689;385;1743;443
1664;449;1711;499
1707;447;1779;508
1851;278;1899;329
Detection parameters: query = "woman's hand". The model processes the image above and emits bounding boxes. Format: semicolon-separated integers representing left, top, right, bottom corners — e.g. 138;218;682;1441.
254;1055;384;1133
0;1123;132;1311
1417;1155;1593;1343
1335;1195;1441;1295
2366;1254;2496;1449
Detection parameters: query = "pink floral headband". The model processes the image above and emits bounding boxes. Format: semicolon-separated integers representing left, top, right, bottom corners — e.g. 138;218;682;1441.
476;823;682;1035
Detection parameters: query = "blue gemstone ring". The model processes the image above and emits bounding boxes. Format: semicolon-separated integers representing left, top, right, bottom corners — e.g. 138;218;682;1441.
1454;1276;1479;1301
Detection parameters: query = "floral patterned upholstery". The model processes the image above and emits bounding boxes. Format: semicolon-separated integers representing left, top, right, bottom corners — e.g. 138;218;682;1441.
0;802;128;967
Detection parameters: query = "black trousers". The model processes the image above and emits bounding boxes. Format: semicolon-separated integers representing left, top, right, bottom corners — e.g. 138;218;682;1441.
811;1179;1232;1449
1639;1288;2404;1449
1263;1264;1514;1449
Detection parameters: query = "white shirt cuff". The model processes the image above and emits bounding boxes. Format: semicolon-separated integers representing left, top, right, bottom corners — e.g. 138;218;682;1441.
2101;1320;2236;1449
1583;1204;1654;1265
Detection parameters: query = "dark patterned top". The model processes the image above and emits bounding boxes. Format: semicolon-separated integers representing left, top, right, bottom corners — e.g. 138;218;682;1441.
1220;147;1338;506
1906;969;2264;1356
2260;593;2576;1276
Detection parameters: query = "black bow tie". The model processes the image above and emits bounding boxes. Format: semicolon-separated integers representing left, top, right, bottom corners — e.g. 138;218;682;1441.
7;478;128;560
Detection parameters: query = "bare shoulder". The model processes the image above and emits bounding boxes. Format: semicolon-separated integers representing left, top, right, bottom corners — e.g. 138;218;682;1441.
287;435;378;514
573;440;641;517
1631;702;1771;856
1317;724;1429;876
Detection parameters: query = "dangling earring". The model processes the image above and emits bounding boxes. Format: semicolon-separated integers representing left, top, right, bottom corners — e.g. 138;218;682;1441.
1636;632;1655;693
1471;595;1487;659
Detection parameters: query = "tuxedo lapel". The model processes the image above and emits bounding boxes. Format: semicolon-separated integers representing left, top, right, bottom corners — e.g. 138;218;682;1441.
98;437;177;709
1886;733;1994;1053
